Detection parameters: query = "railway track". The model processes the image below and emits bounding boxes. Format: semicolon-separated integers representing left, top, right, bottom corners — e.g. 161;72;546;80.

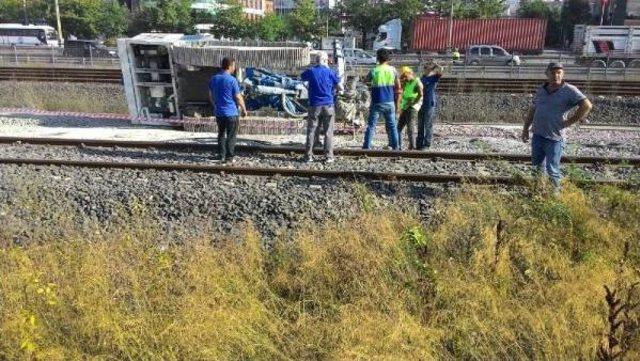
0;136;638;165
0;137;637;188
0;66;122;83
0;157;633;188
2;66;640;96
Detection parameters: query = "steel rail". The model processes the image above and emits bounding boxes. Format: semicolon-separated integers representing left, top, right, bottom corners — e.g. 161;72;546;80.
0;136;638;166
0;157;634;188
2;66;640;95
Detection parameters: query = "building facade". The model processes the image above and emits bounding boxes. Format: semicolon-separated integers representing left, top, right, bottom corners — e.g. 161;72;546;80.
274;0;336;14
191;0;273;19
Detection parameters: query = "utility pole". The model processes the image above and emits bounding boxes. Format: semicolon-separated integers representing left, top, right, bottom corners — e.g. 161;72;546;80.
447;0;454;53
22;0;28;25
600;0;607;26
54;0;63;45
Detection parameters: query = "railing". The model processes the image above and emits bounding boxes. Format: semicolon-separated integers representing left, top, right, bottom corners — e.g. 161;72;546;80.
346;63;640;81
0;45;119;68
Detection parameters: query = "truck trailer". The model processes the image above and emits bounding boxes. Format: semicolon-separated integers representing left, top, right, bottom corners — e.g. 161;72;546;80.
410;17;547;54
572;25;640;67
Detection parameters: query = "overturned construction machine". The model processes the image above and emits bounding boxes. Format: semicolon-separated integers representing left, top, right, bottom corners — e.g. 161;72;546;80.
243;67;309;118
117;34;312;125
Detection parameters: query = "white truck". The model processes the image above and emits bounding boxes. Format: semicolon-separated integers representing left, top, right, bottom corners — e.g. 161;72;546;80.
572;25;640;68
373;19;402;51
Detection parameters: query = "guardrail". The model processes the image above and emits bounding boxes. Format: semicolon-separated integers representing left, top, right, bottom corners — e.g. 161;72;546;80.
346;63;640;82
0;45;119;68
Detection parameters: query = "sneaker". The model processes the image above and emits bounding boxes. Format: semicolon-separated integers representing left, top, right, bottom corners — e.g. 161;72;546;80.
303;156;313;163
227;157;236;164
325;157;335;164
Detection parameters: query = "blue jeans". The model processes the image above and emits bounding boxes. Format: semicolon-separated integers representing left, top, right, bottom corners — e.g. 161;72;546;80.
362;102;399;150
417;106;436;149
531;134;563;187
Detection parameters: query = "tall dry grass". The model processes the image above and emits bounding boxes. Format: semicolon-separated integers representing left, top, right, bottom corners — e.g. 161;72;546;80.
0;184;638;360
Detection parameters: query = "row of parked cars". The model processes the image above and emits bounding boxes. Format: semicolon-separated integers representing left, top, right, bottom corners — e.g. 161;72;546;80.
338;45;521;66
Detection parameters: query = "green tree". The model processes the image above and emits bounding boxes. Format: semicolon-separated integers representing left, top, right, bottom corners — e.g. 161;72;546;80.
560;0;592;47
130;0;193;34
0;0;50;24
518;0;562;47
96;1;129;39
0;0;127;39
287;0;321;41
207;0;252;38
474;0;507;18
389;0;425;47
433;0;506;19
255;13;289;41
336;0;389;47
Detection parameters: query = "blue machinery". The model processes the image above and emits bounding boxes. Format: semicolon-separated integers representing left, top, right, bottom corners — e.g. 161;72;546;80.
242;41;345;118
243;68;309;117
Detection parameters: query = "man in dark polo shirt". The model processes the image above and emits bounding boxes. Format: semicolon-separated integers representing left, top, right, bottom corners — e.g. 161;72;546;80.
522;62;593;187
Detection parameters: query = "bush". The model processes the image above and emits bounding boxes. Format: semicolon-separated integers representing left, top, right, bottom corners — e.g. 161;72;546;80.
1;184;639;359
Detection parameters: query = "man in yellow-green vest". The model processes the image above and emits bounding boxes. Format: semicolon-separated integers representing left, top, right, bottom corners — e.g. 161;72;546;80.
362;48;402;150
398;66;423;150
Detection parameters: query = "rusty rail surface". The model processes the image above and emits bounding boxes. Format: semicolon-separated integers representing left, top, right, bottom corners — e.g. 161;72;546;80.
0;136;638;166
0;157;634;188
0;67;121;83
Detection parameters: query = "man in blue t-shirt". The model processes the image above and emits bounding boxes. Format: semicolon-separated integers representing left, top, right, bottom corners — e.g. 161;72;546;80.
417;62;443;150
522;62;592;188
208;57;247;163
300;51;342;163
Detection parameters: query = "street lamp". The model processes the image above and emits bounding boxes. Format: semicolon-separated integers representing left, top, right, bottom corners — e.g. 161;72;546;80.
22;0;28;25
600;0;608;26
447;0;454;52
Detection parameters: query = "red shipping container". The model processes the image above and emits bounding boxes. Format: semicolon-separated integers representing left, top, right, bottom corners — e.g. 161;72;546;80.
411;17;547;53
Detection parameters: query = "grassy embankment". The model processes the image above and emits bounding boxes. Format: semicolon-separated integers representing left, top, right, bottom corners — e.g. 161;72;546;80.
0;184;639;360
0;81;128;114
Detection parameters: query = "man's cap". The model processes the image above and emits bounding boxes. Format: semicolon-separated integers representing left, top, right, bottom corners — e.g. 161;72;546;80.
547;62;564;71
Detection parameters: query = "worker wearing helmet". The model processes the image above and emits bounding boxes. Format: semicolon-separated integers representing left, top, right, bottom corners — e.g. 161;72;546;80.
451;48;461;62
397;66;423;150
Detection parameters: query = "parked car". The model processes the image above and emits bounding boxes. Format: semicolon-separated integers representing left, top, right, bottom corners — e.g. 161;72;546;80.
343;48;377;65
63;39;116;58
465;45;521;66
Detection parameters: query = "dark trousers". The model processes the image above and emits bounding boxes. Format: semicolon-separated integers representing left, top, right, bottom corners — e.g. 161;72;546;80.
417;106;436;149
216;116;238;160
306;105;335;158
397;107;417;150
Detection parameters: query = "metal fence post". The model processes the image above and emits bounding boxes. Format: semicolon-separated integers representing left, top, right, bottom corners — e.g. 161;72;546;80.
13;45;18;64
89;46;93;66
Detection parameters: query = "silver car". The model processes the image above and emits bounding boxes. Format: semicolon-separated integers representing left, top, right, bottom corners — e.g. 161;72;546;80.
465;45;521;66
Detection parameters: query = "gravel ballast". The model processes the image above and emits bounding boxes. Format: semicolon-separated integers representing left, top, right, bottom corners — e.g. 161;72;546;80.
1;81;639;125
0;164;446;242
0;143;636;182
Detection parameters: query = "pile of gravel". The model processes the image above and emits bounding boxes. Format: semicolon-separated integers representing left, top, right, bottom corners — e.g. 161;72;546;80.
0;164;446;243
